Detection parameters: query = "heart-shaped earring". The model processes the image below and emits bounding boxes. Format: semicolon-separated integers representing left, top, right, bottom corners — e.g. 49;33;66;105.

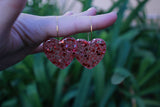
75;16;106;69
43;17;77;69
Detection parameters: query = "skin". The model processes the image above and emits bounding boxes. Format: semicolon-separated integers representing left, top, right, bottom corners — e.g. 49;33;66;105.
0;0;117;70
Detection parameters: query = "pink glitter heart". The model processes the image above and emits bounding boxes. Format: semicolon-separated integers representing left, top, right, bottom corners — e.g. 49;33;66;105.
43;37;77;69
75;38;106;69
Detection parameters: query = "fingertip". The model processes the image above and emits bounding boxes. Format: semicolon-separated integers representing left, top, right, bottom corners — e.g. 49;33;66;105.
31;43;43;54
109;11;118;22
92;12;118;30
88;7;97;12
64;11;73;16
78;7;97;16
88;7;97;15
103;12;117;20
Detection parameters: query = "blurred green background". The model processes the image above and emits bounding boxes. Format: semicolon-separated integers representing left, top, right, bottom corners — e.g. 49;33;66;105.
0;0;160;107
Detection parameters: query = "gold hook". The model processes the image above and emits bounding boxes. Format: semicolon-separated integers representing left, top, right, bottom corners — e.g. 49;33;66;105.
88;33;90;41
56;16;59;39
89;16;93;41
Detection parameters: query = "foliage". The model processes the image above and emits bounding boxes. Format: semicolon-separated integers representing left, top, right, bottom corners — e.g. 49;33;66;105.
0;0;160;107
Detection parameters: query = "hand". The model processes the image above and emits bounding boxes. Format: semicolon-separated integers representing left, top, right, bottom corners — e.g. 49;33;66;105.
0;0;117;70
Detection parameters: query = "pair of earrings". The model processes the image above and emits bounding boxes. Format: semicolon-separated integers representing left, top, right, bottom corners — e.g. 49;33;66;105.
43;16;106;69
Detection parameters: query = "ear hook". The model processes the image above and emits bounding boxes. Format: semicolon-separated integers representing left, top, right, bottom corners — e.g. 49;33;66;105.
89;16;93;41
88;33;90;41
56;16;59;39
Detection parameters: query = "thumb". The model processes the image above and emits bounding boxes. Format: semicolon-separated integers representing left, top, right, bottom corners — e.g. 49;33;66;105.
0;0;27;29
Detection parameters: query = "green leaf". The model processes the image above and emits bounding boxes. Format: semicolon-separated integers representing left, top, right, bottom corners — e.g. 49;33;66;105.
111;0;128;40
99;83;117;107
138;60;160;87
120;100;131;107
62;90;77;106
120;29;140;41
144;99;160;107
121;0;149;32
33;54;46;83
26;83;42;107
119;88;133;98
46;60;57;80
53;63;73;107
107;0;127;13
71;60;82;82
103;51;112;71
112;29;139;62
137;56;155;81
73;69;93;107
107;100;116;107
1;98;17;107
80;0;93;11
115;40;131;67
135;97;145;107
140;85;160;96
111;67;131;85
33;54;51;101
93;61;105;103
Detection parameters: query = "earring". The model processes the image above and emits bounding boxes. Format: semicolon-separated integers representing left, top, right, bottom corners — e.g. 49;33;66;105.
43;16;77;69
75;16;106;69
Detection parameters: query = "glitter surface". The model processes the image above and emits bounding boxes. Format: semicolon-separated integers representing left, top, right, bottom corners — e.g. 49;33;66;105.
75;38;106;69
43;37;77;69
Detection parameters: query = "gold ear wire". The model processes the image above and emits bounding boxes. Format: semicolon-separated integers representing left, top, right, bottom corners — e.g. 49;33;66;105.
56;16;59;39
89;16;93;41
88;33;90;41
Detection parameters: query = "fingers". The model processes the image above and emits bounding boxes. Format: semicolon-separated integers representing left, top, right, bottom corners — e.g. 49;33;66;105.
32;12;117;54
63;11;73;16
32;43;44;54
63;7;97;16
32;11;74;54
44;12;117;38
0;0;27;29
32;8;98;54
75;7;97;16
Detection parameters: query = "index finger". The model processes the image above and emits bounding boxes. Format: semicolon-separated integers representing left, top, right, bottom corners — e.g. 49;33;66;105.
43;12;117;38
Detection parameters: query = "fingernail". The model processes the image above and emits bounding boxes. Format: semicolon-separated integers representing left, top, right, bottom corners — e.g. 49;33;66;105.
66;11;73;15
112;10;118;14
88;7;96;11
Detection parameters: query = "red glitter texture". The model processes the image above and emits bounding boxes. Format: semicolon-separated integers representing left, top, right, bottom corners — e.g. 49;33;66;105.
43;37;77;69
75;38;106;69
